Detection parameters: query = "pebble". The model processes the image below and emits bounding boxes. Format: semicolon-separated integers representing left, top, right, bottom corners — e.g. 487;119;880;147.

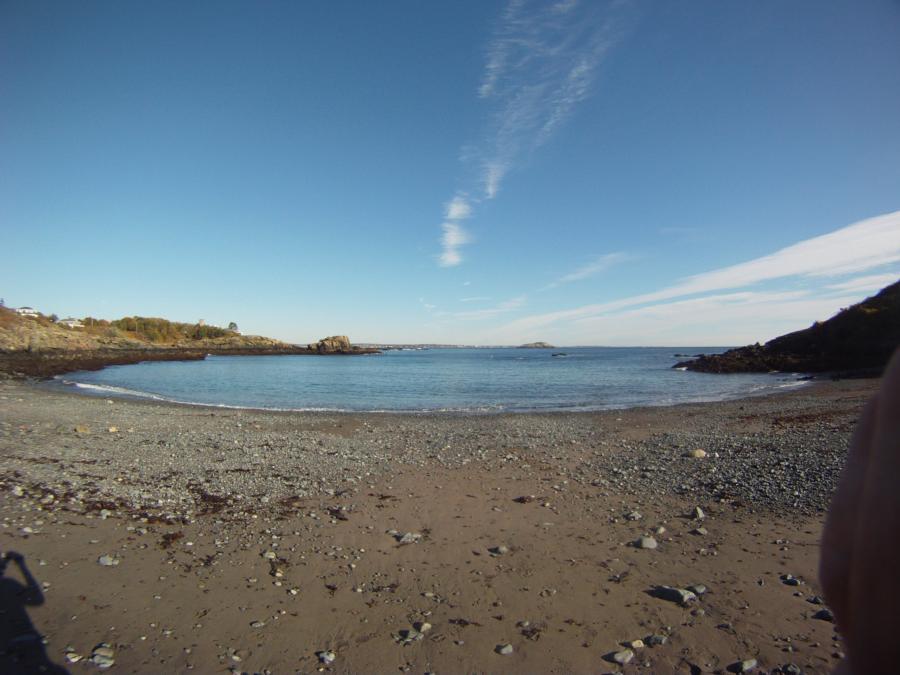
728;658;758;672
495;643;514;655
97;555;119;567
612;648;634;665
488;545;509;556
91;644;116;669
396;532;422;545
688;449;707;458
646;634;668;646
781;574;802;586
316;650;336;665
635;536;658;550
690;506;706;520
691;527;708;536
813;608;834;622
653;585;697;606
625;510;643;521
687;584;707;596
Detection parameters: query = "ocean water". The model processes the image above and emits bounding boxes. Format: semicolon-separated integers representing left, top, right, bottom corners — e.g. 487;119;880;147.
51;347;809;413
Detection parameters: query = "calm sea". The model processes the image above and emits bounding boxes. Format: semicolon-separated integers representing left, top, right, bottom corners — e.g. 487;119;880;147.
50;347;809;413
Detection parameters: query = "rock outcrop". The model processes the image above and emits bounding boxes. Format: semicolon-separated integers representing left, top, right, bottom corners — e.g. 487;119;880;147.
308;335;352;353
519;341;555;348
675;279;900;375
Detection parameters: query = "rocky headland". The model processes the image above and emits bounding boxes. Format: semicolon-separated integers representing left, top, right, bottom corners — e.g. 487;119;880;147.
519;341;555;348
0;309;378;379
676;280;900;375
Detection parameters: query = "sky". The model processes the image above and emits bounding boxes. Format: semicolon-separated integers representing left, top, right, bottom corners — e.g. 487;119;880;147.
2;0;899;346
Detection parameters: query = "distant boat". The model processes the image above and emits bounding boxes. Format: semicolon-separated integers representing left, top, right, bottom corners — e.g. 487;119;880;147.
552;352;567;357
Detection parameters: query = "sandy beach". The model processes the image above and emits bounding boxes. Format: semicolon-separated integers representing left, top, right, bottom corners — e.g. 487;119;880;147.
0;377;875;674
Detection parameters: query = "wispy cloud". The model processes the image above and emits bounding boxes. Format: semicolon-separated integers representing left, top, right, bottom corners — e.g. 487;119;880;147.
439;222;471;267
543;251;631;289
445;195;472;220
435;0;630;266
826;273;899;294
475;0;625;199
454;295;527;320
498;209;900;336
459;296;492;303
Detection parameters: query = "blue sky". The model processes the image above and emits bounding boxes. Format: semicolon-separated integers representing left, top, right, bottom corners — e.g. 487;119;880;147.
2;0;899;346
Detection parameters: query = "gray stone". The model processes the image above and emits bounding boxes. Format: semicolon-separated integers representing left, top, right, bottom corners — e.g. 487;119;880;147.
652;585;698;606
813;608;834;622
646;634;668;646
635;536;658;550
317;650;336;665
495;643;514;655
97;555;119;567
488;545;509;556
686;584;707;596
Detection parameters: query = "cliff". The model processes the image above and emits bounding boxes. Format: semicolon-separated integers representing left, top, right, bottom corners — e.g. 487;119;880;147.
675;279;900;375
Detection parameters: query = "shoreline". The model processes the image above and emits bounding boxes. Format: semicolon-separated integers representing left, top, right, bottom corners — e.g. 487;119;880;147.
0;377;875;673
0;345;382;379
44;371;817;416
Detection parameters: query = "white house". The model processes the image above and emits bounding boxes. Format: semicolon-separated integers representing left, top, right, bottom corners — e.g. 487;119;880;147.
15;307;40;317
59;318;84;329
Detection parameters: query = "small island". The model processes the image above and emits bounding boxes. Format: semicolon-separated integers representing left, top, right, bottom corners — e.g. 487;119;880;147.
519;341;555;348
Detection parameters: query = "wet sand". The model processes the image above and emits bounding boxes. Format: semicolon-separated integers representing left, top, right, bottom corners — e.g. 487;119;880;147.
0;378;875;674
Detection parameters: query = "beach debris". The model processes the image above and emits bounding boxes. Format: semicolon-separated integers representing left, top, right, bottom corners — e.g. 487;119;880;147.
250;620;266;628
97;555;119;567
625;510;643;521
488;545;509;556
107;426;118;433
780;574;802;586
611;648;634;665
634;536;658;550
262;550;277;560
316;650;336;665
74;425;90;434
64;650;83;663
727;658;758;673
495;643;514;655
813;608;834;622
90;644;116;669
651;585;698;606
